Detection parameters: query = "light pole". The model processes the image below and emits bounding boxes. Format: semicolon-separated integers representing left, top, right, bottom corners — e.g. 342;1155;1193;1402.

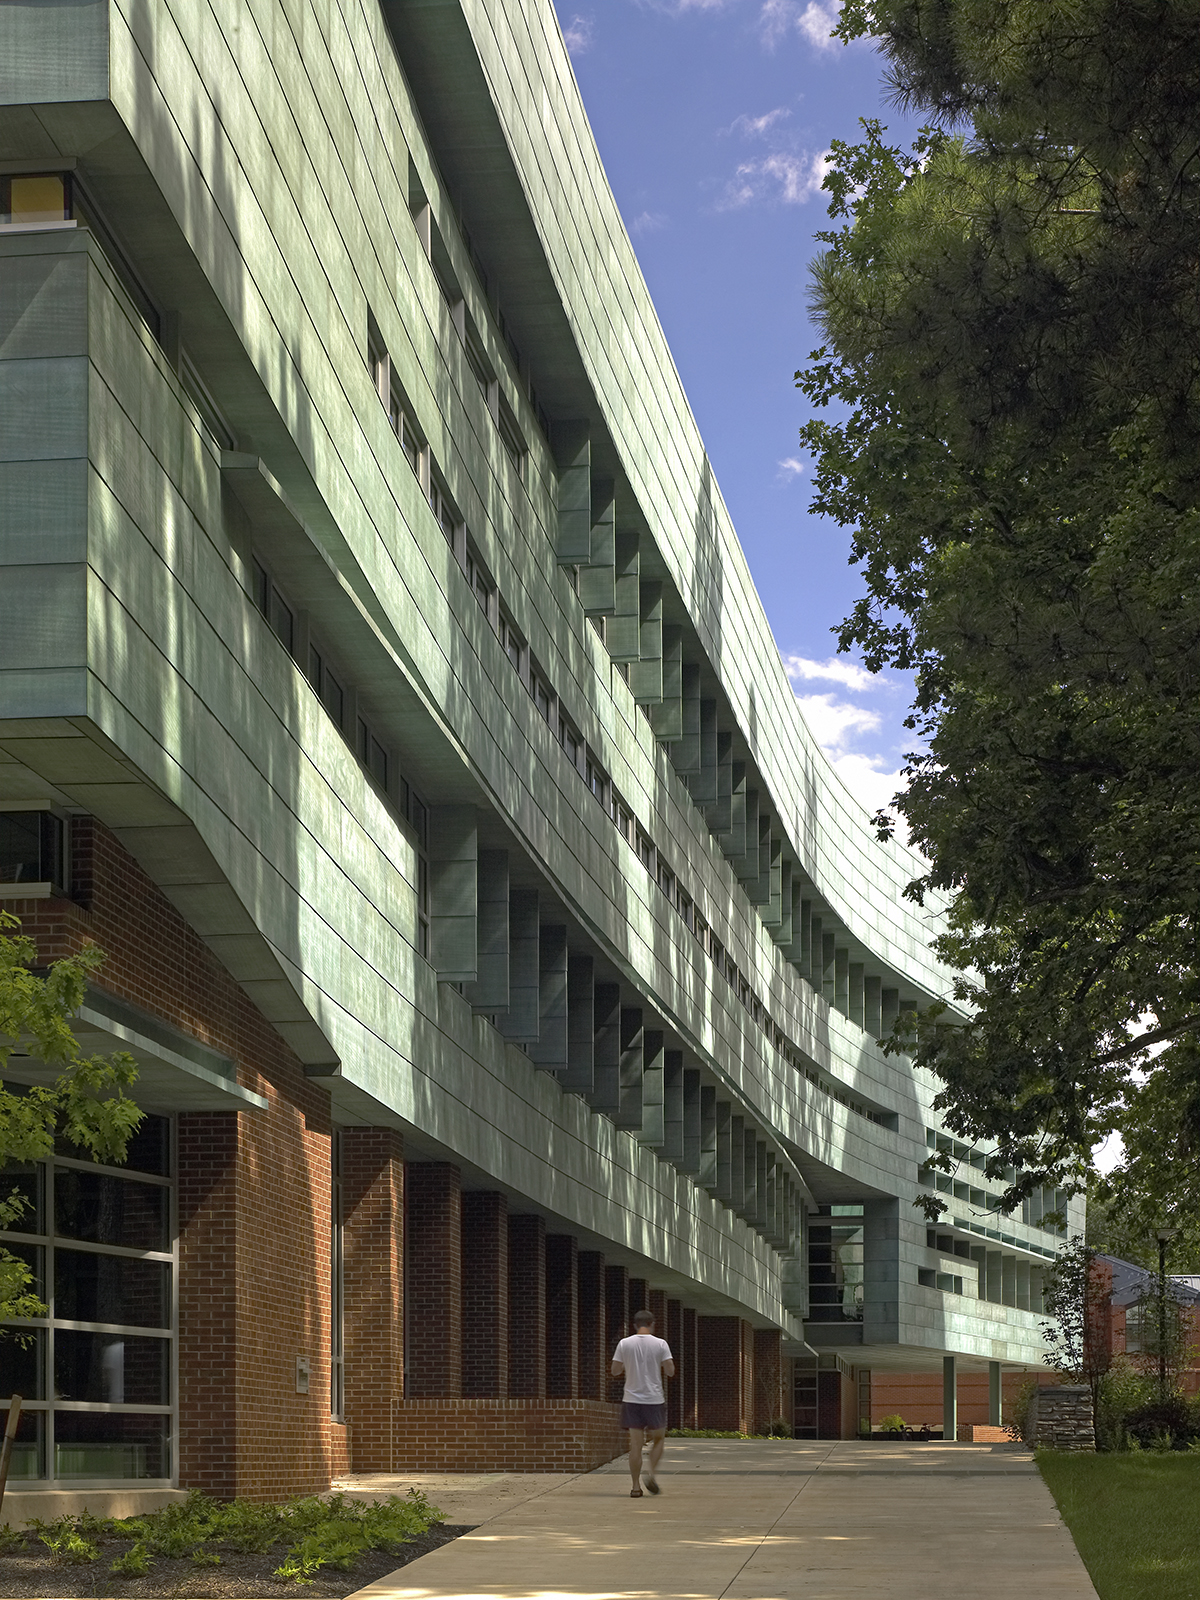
1156;1227;1177;1395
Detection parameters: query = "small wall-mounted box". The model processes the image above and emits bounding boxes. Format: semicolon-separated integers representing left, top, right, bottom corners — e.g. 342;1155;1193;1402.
295;1357;310;1395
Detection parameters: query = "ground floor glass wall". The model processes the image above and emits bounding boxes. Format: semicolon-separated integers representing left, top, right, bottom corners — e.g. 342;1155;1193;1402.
0;1114;174;1482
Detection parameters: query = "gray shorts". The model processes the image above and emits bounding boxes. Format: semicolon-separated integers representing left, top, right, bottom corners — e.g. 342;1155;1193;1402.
620;1401;667;1431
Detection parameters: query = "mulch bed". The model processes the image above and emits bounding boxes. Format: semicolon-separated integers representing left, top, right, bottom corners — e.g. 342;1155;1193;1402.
0;1524;474;1598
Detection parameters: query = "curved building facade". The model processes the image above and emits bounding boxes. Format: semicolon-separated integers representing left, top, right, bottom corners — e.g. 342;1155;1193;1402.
0;0;1070;1503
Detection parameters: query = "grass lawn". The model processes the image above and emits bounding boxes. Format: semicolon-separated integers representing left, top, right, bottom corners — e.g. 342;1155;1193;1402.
1038;1452;1200;1600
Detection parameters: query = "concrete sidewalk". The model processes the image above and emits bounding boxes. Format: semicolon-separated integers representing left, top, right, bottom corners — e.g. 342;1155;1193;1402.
346;1438;1099;1600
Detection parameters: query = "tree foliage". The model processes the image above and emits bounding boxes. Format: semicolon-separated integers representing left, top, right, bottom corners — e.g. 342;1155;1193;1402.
798;0;1200;1210
0;911;141;1322
1042;1237;1112;1408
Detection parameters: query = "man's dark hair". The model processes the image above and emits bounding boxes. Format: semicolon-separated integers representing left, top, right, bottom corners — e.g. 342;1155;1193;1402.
633;1309;654;1329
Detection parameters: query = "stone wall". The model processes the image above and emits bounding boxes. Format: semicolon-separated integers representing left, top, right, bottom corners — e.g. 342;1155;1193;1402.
1031;1384;1095;1451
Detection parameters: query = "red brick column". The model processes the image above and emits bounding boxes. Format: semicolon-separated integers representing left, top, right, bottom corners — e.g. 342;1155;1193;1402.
605;1265;629;1401
508;1214;546;1397
405;1163;462;1396
681;1307;699;1428
698;1316;749;1432
178;1112;239;1498
648;1287;668;1335
546;1235;579;1397
577;1252;606;1400
462;1191;508;1398
628;1278;649;1319
754;1329;782;1433
742;1322;756;1434
666;1300;683;1429
342;1128;404;1470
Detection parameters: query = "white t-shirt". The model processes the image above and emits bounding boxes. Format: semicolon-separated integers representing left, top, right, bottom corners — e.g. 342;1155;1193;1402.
613;1334;673;1403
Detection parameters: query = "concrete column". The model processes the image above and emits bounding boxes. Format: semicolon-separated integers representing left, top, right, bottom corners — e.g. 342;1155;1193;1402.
698;1316;747;1432
508;1214;546;1397
605;1265;629;1401
943;1354;957;1442
577;1251;606;1400
666;1299;683;1429
341;1129;405;1468
1002;1255;1017;1307
461;1191;507;1398
989;1360;1002;1427
405;1163;462;1396
754;1328;782;1433
546;1234;579;1397
681;1306;699;1428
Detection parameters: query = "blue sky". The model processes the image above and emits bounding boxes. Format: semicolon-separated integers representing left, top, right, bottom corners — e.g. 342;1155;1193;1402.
551;0;920;820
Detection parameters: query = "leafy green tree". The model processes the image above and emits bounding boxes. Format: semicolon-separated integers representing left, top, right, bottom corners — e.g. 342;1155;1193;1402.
1042;1238;1112;1416
798;0;1200;1212
0;911;141;1322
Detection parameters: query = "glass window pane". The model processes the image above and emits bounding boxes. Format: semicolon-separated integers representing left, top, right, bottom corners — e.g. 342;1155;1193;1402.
0;814;42;883
7;173;67;225
0;1329;45;1399
55;1412;169;1480
55;1250;170;1329
0;1162;44;1235
55;1171;168;1252
54;1331;169;1405
0;1242;44;1301
54;1113;169;1177
4;1410;44;1480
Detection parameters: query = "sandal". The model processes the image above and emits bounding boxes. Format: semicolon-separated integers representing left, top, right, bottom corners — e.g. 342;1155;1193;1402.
644;1477;660;1495
630;1488;643;1497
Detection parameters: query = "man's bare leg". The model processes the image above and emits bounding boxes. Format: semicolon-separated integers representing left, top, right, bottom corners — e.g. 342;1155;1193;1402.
628;1427;645;1490
644;1428;666;1489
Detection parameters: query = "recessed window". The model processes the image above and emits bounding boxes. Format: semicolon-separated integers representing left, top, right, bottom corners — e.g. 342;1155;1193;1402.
430;478;457;547
0;172;71;227
0;812;65;889
499;612;524;672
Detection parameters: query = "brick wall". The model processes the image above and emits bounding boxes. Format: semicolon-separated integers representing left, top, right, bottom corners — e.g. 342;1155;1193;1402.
605;1265;629;1402
698;1316;752;1433
753;1329;782;1432
577;1251;606;1401
508;1214;546;1397
666;1299;683;1429
871;1370;1042;1429
16;818;348;1498
405;1164;462;1396
462;1191;508;1398
389;1399;622;1471
681;1307;699;1428
343;1128;404;1470
546;1235;579;1398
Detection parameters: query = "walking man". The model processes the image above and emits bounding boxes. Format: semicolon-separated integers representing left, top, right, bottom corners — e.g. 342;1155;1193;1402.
612;1309;675;1497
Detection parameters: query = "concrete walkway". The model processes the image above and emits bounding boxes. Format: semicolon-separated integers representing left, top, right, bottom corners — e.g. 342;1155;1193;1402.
345;1439;1099;1600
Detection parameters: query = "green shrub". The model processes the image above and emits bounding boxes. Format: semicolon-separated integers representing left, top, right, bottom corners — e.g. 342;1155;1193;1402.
110;1541;152;1577
878;1414;906;1434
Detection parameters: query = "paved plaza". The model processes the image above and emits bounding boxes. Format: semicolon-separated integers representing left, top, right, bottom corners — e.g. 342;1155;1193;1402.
341;1439;1098;1600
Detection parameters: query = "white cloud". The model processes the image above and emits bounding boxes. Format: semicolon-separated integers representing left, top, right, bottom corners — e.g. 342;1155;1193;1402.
630;210;669;235
792;692;881;751
829;752;908;827
726;107;791;138
777;456;807;481
759;0;841;49
721;148;830;208
795;0;840;48
784;654;881;692
561;14;593;53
